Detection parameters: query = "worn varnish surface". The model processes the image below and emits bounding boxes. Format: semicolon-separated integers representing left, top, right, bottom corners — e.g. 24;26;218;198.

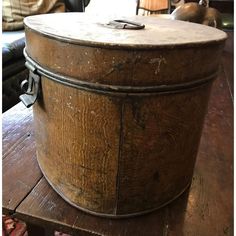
32;71;215;216
24;14;227;47
24;14;227;88
25;30;224;87
166;54;233;235
2;104;42;214
2;31;233;234
34;78;120;214
116;84;212;214
222;31;233;98
23;14;227;217
2;104;33;159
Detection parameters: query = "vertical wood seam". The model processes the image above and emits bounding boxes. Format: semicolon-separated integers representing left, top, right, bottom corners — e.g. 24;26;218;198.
114;101;125;215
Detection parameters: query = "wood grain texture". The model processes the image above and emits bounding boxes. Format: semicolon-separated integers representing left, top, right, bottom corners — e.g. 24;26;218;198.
2;103;42;214
222;31;233;99
16;178;90;236
16;177;166;236
33;74;214;216
116;83;212;214
2;103;33;159
3;31;233;235
24;14;227;47
16;178;166;236
23;15;227;216
34;77;120;214
25;30;225;87
166;59;233;236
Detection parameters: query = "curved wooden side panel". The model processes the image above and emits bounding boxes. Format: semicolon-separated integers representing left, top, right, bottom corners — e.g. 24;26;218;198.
33;75;212;216
25;29;224;87
34;77;121;214
116;83;212;214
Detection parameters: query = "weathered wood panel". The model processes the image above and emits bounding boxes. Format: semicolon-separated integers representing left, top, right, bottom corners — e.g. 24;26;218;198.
2;104;42;214
16;178;86;236
2;103;33;159
116;83;212;215
25;29;224;87
16;177;166;236
34;78;121;214
166;63;233;236
221;31;233;99
4;31;232;235
19;12;229;218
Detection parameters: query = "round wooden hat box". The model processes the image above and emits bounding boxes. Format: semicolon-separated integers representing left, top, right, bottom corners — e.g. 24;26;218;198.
21;13;227;218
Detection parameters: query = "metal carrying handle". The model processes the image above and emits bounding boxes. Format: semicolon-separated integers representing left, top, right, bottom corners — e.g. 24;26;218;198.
106;19;145;30
19;61;41;108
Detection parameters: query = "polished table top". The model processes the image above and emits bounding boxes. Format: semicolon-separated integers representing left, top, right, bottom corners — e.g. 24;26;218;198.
2;35;233;235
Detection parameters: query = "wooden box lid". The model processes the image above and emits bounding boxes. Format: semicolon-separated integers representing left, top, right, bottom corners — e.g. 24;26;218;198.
24;13;227;49
23;13;227;88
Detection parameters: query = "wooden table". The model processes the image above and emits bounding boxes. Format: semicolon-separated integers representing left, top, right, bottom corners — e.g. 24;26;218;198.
3;33;233;236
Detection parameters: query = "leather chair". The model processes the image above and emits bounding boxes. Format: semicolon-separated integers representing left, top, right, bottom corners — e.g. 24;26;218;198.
2;0;90;112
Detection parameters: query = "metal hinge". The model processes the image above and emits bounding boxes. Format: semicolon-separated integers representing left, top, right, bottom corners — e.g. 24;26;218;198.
19;61;41;108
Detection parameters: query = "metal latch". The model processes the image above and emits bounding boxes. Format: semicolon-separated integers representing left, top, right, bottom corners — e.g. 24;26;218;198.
106;19;145;30
19;61;41;108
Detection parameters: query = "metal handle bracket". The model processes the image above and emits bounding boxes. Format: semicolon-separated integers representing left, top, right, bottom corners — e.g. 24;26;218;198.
19;62;41;108
106;19;145;30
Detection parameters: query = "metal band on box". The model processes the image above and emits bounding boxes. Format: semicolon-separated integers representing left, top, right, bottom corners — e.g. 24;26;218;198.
21;49;218;108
